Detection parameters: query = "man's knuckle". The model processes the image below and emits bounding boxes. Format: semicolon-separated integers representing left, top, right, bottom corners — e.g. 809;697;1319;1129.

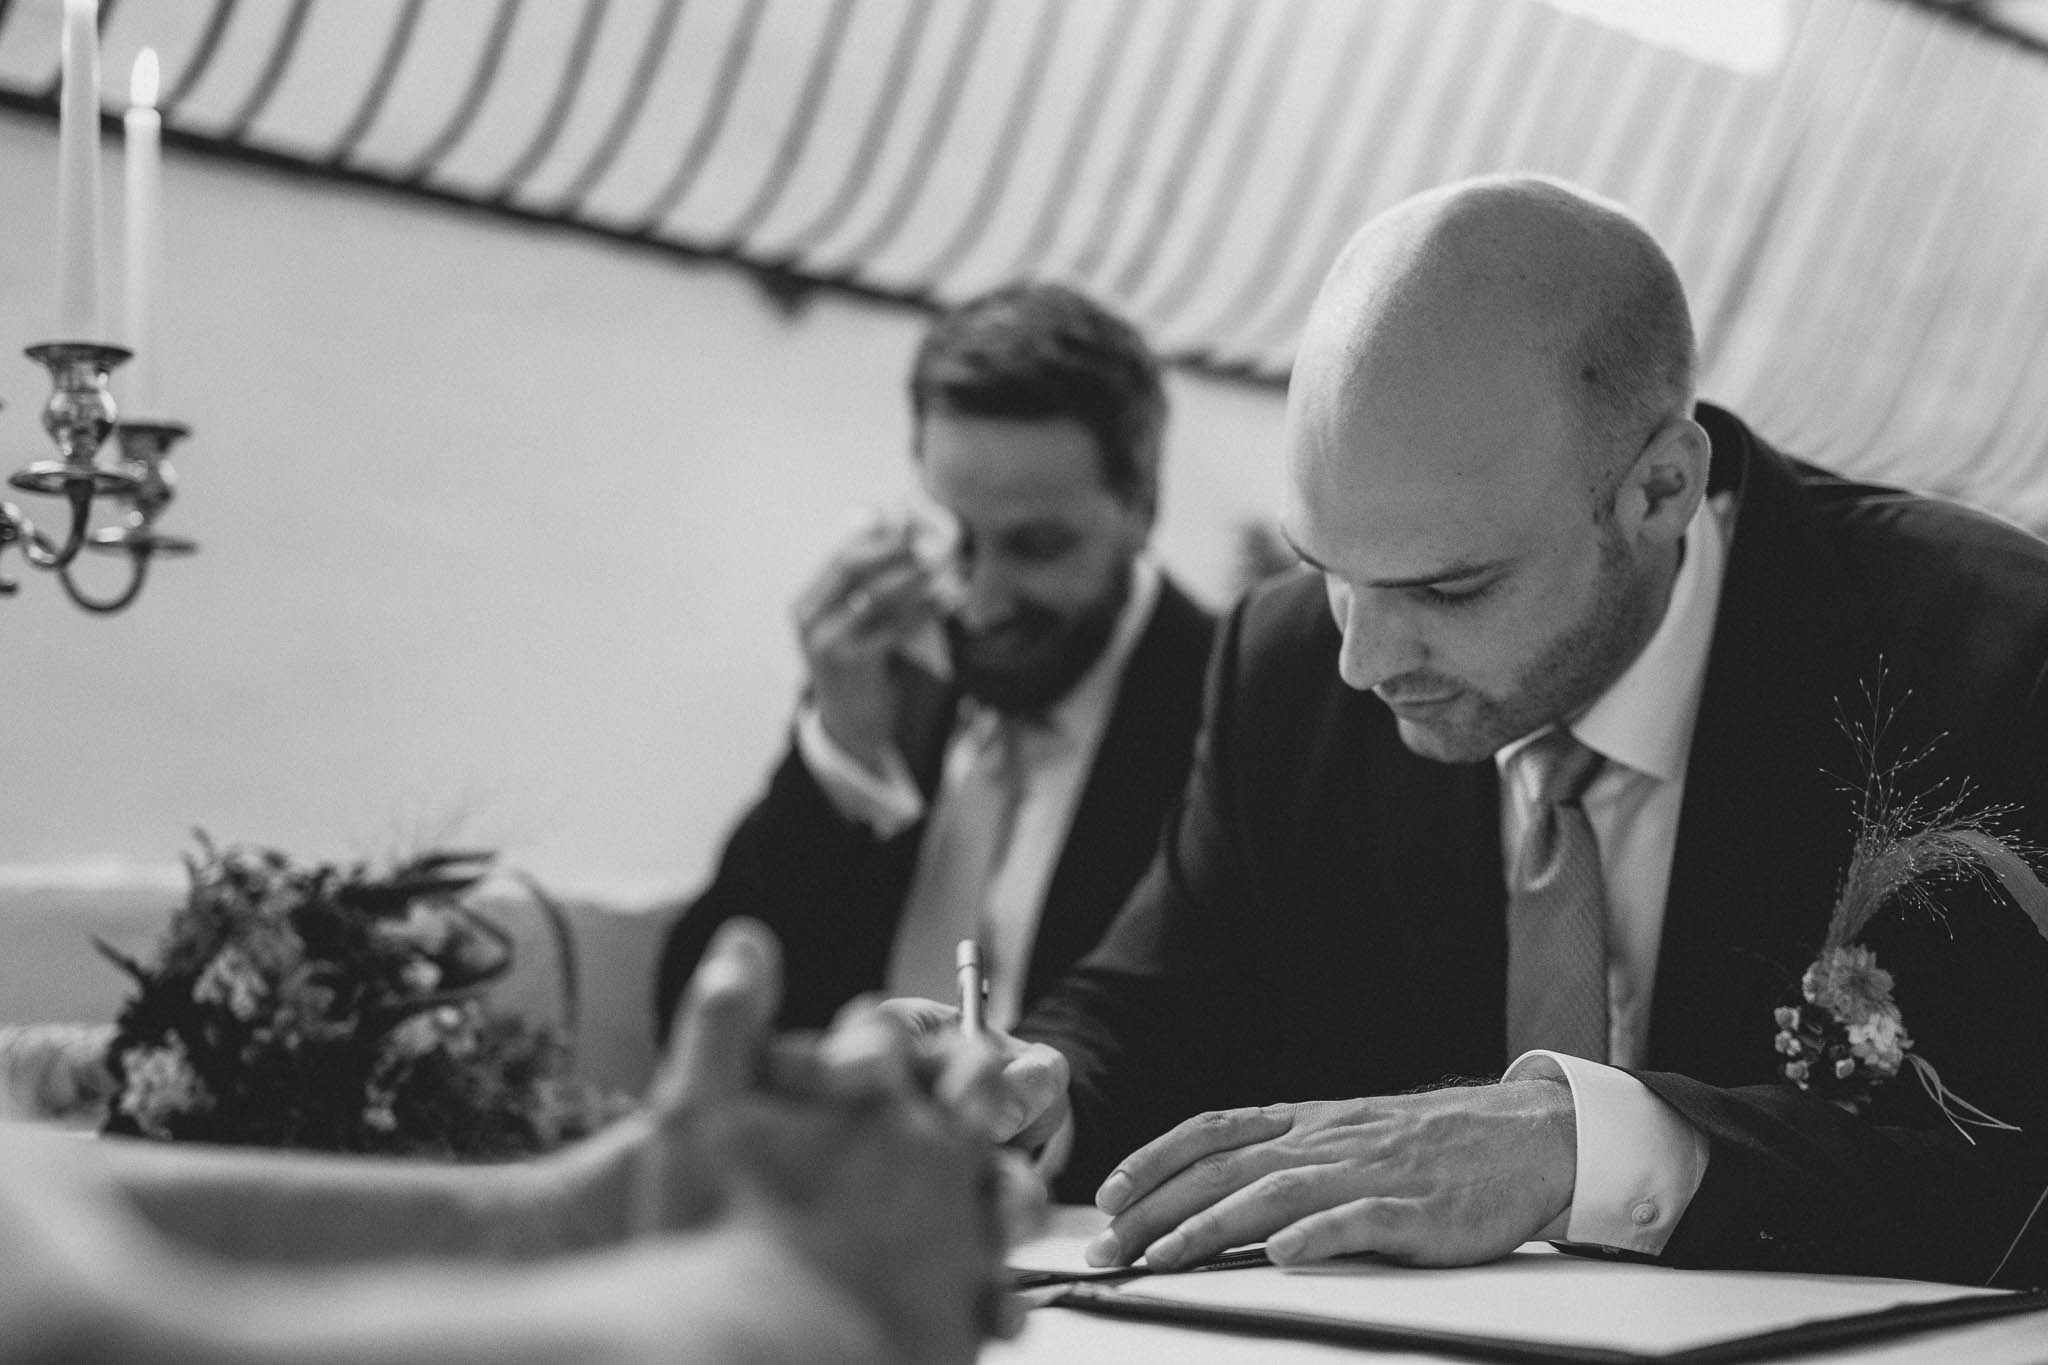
1189;1150;1242;1193
1259;1165;1319;1202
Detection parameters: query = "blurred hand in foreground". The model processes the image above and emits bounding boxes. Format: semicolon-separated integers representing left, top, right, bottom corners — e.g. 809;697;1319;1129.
637;920;1031;1364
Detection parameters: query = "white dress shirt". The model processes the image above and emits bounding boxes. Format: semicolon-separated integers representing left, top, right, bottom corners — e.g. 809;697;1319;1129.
1498;493;1730;1254
797;558;1163;1030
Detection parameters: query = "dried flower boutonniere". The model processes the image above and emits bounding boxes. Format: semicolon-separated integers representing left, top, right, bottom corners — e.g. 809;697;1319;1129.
1775;706;2048;1130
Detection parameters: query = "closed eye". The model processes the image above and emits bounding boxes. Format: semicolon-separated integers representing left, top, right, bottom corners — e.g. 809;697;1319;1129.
1413;579;1498;609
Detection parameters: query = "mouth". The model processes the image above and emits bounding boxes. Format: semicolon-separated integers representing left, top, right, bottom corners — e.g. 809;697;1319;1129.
952;618;1054;667
1376;689;1462;717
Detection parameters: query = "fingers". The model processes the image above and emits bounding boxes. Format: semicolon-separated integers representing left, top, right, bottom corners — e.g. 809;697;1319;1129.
648;918;783;1115
999;1043;1072;1149
1095;1105;1293;1214
873;995;961;1038
814;996;921;1099
932;1034;1010;1139
989;1149;1049;1251
808;560;936;651
979;1151;1044;1344
1135;1162;1353;1270
1267;1196;1410;1265
791;514;910;625
793;523;940;652
1085;1106;1294;1267
816;999;1015;1142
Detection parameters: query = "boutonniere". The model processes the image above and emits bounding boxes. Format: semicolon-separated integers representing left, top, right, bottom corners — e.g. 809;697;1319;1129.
1773;707;2048;1131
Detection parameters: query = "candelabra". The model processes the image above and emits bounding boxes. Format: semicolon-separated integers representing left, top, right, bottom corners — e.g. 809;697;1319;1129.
0;341;195;613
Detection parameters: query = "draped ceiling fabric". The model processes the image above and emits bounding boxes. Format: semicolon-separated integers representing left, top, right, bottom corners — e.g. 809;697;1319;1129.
1;0;2044;529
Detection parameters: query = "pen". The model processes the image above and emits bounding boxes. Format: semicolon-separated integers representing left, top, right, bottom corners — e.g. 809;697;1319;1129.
956;938;986;1037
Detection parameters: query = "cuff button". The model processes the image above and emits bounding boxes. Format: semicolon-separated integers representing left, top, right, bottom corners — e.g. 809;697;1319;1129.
1630;1201;1660;1227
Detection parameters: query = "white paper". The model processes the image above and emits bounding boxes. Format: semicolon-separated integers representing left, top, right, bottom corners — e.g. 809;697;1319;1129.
1009;1204;1115;1276
1105;1244;2009;1356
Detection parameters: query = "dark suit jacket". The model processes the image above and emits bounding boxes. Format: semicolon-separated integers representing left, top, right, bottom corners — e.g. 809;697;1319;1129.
1019;404;2048;1287
655;576;1216;1034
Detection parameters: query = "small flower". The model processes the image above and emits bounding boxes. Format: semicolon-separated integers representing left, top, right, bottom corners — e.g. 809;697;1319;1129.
1845;1005;1910;1078
117;1038;212;1138
399;959;442;994
192;946;268;1021
1801;945;1896;1023
385;1012;443;1061
1784;1060;1810;1084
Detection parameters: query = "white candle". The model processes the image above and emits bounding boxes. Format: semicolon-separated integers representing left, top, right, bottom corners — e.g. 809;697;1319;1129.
124;49;163;414
56;0;103;340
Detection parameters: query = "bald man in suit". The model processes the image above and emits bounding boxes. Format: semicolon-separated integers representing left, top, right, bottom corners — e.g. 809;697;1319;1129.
908;176;2048;1288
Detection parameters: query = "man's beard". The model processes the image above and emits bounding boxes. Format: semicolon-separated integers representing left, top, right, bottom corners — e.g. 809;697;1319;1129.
947;573;1129;717
1390;521;1655;763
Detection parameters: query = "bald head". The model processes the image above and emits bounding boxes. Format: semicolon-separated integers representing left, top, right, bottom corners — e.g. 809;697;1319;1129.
1281;177;1713;761
1296;175;1696;485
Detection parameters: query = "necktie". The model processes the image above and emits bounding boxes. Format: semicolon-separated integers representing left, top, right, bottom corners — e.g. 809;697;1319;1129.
1505;727;1611;1063
886;712;1029;1004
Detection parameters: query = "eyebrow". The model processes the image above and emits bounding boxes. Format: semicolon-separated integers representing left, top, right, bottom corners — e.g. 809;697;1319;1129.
1278;528;1505;589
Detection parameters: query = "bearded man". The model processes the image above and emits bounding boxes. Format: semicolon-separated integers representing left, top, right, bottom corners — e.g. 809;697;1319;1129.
657;283;1214;1036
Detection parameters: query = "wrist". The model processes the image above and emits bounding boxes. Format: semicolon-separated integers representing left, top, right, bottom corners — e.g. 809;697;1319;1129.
814;705;893;777
1507;1074;1578;1237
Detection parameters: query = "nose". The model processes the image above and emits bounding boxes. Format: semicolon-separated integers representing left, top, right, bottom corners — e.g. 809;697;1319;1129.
1330;583;1425;692
954;553;1018;630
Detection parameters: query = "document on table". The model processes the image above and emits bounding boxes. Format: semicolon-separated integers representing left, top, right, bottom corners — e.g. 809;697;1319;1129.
1051;1243;2044;1362
1009;1205;1265;1286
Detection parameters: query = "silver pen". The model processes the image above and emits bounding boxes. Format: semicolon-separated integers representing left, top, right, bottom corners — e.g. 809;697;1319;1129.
955;938;987;1037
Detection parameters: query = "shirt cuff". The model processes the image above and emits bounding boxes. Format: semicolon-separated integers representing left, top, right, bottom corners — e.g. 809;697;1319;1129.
1504;1050;1709;1256
794;705;925;838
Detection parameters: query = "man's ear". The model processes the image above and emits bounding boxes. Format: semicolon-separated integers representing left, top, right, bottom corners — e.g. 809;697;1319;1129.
1618;415;1710;541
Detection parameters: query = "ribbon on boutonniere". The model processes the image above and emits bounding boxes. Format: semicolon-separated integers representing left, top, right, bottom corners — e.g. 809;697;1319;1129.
1774;707;2048;1134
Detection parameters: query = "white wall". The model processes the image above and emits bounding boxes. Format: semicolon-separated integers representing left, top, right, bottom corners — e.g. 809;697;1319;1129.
0;113;1286;902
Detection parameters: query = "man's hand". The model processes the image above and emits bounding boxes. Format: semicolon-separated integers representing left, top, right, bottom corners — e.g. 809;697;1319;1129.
793;515;950;773
875;997;1073;1155
634;929;1029;1363
705;1084;1013;1365
1085;1080;1577;1271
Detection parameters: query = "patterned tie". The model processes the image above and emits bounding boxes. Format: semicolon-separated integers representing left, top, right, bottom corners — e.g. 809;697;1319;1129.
1505;727;1611;1063
885;711;1030;1003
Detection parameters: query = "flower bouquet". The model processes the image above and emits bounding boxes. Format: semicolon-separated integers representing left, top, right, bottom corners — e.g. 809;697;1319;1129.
98;835;614;1158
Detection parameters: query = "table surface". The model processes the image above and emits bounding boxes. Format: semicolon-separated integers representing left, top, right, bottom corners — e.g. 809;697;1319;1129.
993;1208;2048;1365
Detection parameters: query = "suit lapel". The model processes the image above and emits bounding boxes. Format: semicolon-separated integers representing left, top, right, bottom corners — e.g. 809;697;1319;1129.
1651;408;1879;1082
1025;579;1213;998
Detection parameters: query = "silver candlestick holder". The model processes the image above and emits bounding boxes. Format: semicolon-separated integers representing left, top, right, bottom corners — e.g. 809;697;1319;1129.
1;340;196;613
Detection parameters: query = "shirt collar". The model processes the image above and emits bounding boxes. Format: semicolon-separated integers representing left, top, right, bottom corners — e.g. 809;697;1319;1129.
1498;496;1729;784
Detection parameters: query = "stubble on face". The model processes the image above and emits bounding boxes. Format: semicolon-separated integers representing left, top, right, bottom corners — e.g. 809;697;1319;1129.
1389;510;1652;763
946;557;1130;716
